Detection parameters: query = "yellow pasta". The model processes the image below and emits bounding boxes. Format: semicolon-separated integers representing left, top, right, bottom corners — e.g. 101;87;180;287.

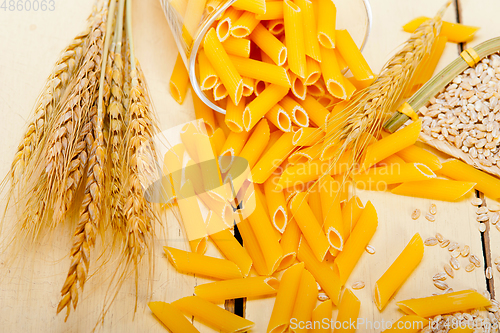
237;219;269;275
311;300;333;333
265;104;292;132
402;17;479;43
164;247;243;279
293;127;325;146
225;96;246;132
284;0;307;78
279;95;309;127
295;95;330;130
242;76;254;96
295;0;321;61
252;131;295;183
229;54;291;88
239;119;270;169
169;54;189;104
289;193;330;261
409;35;448;94
222;36;251;58
254;79;267;96
361;120;422;171
256;1;283;20
308;81;326;97
319;46;354;100
320;175;344;253
377;154;406;167
172;296;254;332
231;11;261;38
347;74;376;90
182;0;207;45
308;181;323;223
278;217;301;271
448;328;474;333
232;0;266;14
439;159;500;199
264;174;288;233
219;129;251;171
334;201;378;285
305;57;321;85
334;289;361;333
198;49;218;91
217;7;243;41
290;269;318;333
148;302;200;333
374;233;424;311
194;276;278;302
204;28;244;105
214;109;231;137
269;19;285;35
396;144;442;171
317;0;336;49
335;29;374;82
334;49;348;71
213;81;228;100
391;179;476;201
289;71;307;100
354;163;436;191
381;315;429;333
288;145;322;164
397;290;491;318
268;263;305;333
206;0;221;13
250;23;287;66
243;85;289;131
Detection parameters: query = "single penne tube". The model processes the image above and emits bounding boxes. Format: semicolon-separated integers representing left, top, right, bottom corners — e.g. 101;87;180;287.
334;49;348;71
213;81;228;100
391;179;476;201
291;269;318;333
222;36;251;58
304;57;321;85
402;17;479;43
170;54;189;104
341;196;363;241
284;0;307;78
220;130;251;165
438;159;500;199
162;143;185;201
361;120;422;171
242;76;254;96
204;28;244;104
298;238;341;304
279;95;309;127
250;23;287;66
410;35;448;91
237;218;269;275
148;302;200;333
317;0;336;49
347;75;376;90
307;181;323;223
278;217;301;271
164;247;243;279
377;154;406;167
319;46;353;100
206;0;221;13
229;54;291;88
320;175;344;252
311;300;333;333
176;180;208;249
172;296;254;332
264;173;289;233
243;84;289;131
239;119;270;169
231;11;261;38
308;81;326;97
194;276;279;302
252;131;295;183
333;201;378;285
295;0;321;61
206;211;253;277
198;49;218;91
192;89;216;135
217;7;243;41
268;263;305;333
288;145;322;165
255;1;283;20
396;290;491;318
334;289;361;333
293;127;325;146
374;233;424;310
182;0;207;45
232;0;266;14
295;95;330;130
265;104;292;132
254;79;267;96
269;19;285;35
396;144;442;171
225;96;246;132
214;109;231;136
354;163;436;190
335;29;374;81
289;71;307;100
289;193;330;261
381;315;429;333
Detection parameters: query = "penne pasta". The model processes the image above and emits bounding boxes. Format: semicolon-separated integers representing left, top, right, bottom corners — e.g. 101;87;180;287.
278;217;301;271
288;145;322;164
308;80;326;97
217;7;244;41
402;17;479;43
293;127;325;146
269;19;285;35
374;233;424;310
291;269;318;333
173;296;254;332
237;218;269;275
252;131;295;183
304;57;321;85
229;54;291;87
284;0;307;78
347;75;376;90
279;95;309;127
182;0;207;45
148;302;200;333
225;96;246;132
265;104;292;132
256;1;283;20
204;28;244;104
438;159;500;199
377;154;406;167
243;84;290;131
317;0;336;49
319;46;354;100
254;79;268;95
169;54;189;104
289;71;307;100
354;163;436;191
361;120;422;171
206;0;221;13
213;81;229;100
297;238;342;305
396;290;491;318
192;89;216;135
334;201;378;285
409;35;448;93
308;181;323;223
320;175;344;253
311;300;333;333
164;247;243;279
231;11;261;38
334;289;361;333
448;328;474;333
396;144;442;171
220;129;251;171
232;0;266;15
194;276;279;302
295;0;321;61
264;173;288;233
391;179;476;201
250;23;287;66
289;193;330;261
335;49;349;72
198;49;218;91
239;118;270;169
214;109;231;137
381;315;429;333
268;263;305;333
335;29;374;81
222;36;251;58
295;95;330;130
242;76;255;96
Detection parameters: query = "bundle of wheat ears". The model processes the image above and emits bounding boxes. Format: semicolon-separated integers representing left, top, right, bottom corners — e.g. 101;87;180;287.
2;0;159;321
